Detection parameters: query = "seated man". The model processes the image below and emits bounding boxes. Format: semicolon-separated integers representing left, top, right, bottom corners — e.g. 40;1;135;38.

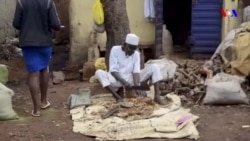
95;33;167;105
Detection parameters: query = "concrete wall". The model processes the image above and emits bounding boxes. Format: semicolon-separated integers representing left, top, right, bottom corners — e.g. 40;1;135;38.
69;0;240;62
69;0;155;63
0;0;17;43
221;0;239;39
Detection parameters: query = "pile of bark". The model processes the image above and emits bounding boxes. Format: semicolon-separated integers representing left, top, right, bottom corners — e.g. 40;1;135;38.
103;97;160;121
159;60;207;103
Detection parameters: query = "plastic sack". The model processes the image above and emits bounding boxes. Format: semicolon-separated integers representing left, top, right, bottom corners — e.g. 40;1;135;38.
230;32;250;76
203;73;249;105
244;6;250;22
95;57;106;71
145;58;177;80
162;25;173;59
82;61;96;81
211;28;241;60
92;0;104;25
0;83;18;120
0;64;9;84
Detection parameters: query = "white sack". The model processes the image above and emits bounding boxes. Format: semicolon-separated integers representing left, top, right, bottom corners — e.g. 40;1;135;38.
0;83;18;120
203;73;249;105
145;58;177;80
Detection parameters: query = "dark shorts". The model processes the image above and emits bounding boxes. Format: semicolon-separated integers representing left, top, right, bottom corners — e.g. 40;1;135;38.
21;46;52;72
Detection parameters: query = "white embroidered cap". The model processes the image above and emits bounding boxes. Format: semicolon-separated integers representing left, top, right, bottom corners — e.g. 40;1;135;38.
125;33;139;46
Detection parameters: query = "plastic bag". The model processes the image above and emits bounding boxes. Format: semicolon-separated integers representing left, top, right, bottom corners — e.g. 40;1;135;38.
0;83;18;120
67;88;91;109
203;73;249;105
95;57;106;71
0;64;9;84
244;6;250;22
92;0;104;25
162;25;173;59
231;31;250;76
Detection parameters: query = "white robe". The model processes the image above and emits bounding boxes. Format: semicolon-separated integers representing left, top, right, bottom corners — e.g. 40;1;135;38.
95;46;162;88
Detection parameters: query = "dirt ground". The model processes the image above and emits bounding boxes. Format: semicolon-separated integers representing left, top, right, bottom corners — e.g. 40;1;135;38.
1;53;250;141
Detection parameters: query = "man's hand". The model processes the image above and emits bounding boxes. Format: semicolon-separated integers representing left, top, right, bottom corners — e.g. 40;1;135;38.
135;90;147;97
123;81;131;89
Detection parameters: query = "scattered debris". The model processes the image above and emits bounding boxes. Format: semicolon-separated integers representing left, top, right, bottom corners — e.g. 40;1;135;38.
0;37;21;60
102;97;160;121
102;105;120;119
242;125;250;128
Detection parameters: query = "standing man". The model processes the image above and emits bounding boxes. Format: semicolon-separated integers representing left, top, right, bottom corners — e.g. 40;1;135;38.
95;34;167;105
13;0;61;117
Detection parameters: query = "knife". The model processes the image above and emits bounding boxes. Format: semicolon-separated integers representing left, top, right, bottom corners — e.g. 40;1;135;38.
126;84;151;91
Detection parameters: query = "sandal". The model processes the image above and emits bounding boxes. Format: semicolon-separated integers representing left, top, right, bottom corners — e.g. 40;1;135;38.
31;110;40;117
41;101;51;109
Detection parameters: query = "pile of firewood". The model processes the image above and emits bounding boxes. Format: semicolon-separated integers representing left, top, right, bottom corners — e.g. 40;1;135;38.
159;60;206;103
158;54;240;103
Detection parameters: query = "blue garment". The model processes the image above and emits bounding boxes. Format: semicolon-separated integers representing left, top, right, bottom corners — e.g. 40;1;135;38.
21;46;52;72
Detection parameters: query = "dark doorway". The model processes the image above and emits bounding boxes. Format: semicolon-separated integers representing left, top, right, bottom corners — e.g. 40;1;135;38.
163;0;192;52
50;0;70;71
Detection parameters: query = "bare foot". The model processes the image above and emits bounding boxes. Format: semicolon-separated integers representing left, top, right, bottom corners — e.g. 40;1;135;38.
154;97;168;105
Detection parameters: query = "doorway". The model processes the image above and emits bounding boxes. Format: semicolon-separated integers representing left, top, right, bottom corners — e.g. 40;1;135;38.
50;0;70;71
163;0;192;52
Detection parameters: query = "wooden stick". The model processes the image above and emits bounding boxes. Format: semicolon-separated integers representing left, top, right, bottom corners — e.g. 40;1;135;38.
102;106;120;119
195;92;205;105
178;69;189;78
190;72;200;81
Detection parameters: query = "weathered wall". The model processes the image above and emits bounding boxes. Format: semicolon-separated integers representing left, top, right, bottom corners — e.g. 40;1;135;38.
69;0;155;63
221;0;239;39
70;0;238;63
0;0;17;43
0;0;69;45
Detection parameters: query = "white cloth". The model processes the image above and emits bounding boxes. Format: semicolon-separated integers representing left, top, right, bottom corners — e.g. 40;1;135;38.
244;6;250;22
144;0;155;22
126;34;139;46
95;64;162;88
